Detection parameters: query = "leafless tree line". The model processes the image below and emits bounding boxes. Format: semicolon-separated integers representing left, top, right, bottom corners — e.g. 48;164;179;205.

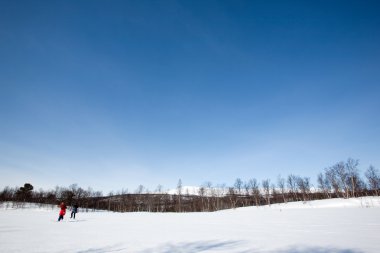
0;184;103;212
1;158;379;212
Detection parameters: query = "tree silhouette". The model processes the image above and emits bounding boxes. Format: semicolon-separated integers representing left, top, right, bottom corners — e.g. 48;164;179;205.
16;183;34;202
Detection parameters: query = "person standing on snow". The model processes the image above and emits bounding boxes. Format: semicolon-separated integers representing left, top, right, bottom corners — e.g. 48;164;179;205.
58;202;67;222
70;204;79;219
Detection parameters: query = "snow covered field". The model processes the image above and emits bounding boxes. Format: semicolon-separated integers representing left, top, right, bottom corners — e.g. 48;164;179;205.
1;197;380;253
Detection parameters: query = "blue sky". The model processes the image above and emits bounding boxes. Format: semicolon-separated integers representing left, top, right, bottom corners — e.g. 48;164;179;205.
1;0;379;193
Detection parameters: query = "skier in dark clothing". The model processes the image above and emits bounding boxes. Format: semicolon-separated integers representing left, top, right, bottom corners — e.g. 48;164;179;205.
70;204;79;219
58;202;67;222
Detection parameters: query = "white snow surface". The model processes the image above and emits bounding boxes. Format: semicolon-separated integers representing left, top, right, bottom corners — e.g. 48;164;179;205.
1;197;380;253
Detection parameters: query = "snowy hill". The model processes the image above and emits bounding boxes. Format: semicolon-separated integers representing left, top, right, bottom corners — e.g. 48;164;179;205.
1;197;380;253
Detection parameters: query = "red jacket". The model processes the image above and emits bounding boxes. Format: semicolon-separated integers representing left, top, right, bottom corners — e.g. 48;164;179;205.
59;203;67;216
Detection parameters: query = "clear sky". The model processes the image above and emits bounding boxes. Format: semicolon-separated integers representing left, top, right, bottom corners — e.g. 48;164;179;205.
1;0;379;193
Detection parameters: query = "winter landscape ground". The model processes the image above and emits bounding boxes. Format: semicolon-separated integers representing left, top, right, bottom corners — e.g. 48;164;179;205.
1;197;380;253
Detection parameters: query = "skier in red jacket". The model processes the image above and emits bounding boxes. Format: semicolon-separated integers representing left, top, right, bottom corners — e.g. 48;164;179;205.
58;202;67;222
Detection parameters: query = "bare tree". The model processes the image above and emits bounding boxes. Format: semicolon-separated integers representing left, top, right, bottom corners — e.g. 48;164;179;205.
0;186;16;201
120;188;128;212
262;179;271;205
271;183;278;203
346;158;359;197
198;186;206;211
242;181;250;206
177;179;182;212
365;165;380;196
317;172;331;198
334;162;349;198
227;187;237;209
325;167;341;197
134;185;145;212
297;177;311;202
215;183;226;210
243;181;250;196
234;178;243;195
204;181;213;211
277;175;287;203
287;174;298;201
248;178;260;206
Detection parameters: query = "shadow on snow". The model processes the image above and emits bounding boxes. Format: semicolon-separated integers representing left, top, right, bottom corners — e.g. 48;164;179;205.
76;244;126;253
138;240;241;253
75;241;365;253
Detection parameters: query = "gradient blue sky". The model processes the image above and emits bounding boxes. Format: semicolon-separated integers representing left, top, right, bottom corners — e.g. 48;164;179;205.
1;0;379;193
